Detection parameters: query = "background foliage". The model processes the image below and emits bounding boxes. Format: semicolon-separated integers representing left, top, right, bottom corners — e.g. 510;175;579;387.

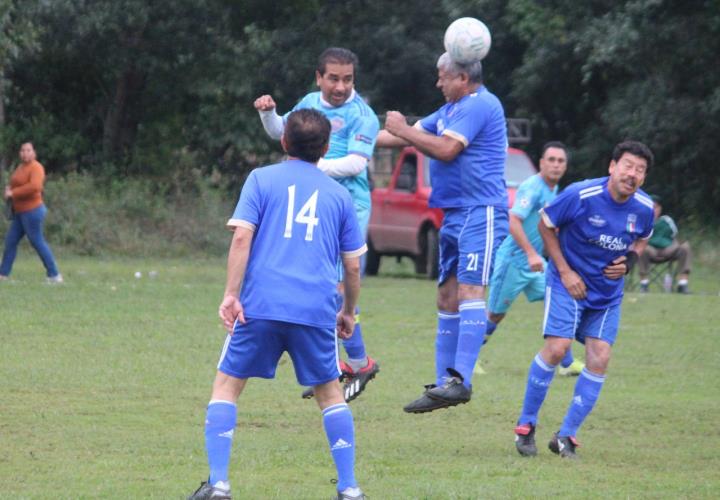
1;0;718;230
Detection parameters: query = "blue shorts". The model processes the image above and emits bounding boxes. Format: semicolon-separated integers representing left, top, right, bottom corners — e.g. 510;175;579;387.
488;252;546;314
217;318;341;386
438;206;509;286
542;282;621;345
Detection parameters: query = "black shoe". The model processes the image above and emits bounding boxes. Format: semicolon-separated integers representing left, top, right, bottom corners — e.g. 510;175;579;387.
676;283;690;294
403;384;451;413
187;481;232;500
514;423;537;457
301;387;315;399
343;357;379;402
425;368;472;405
334;487;366;499
548;432;579;459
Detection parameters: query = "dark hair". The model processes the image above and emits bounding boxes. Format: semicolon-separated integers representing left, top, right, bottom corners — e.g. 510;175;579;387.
317;47;358;75
540;141;569;161
612;140;654;170
284;109;331;163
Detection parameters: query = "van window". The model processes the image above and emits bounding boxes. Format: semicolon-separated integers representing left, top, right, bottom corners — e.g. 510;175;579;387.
505;152;536;187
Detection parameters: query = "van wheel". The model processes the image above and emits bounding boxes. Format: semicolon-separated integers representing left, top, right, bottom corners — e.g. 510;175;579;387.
365;237;381;276
416;227;439;279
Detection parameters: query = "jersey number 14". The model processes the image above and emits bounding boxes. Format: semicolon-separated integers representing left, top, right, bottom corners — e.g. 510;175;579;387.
284;185;319;241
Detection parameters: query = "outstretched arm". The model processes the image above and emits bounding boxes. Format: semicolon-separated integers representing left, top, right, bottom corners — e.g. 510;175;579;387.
254;95;284;140
383;111;464;162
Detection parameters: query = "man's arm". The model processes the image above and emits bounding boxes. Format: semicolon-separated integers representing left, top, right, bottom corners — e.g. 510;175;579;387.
317;154;368;177
218;226;254;331
337;255;361;339
376;129;410;148
384;111;464;162
509;213;544;272
538;218;587;299
254;95;284;140
603;238;650;279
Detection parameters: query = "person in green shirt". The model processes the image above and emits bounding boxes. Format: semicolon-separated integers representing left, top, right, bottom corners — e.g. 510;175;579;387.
638;196;692;293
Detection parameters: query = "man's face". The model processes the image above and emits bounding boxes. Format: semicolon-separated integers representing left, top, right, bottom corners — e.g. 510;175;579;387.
316;63;354;106
539;147;568;185
653;202;662;220
436;67;465;102
19;143;36;163
608;152;648;200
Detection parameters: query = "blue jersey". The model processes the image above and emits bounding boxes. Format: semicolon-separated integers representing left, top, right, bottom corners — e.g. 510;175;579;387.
227;159;367;328
287;91;380;211
496;174;558;268
540;177;654;308
420;86;507;208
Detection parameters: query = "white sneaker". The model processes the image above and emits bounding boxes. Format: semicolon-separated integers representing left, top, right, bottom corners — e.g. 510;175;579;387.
46;274;64;284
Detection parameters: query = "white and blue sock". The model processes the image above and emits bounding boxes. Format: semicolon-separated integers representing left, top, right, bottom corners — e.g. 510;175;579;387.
341;303;367;362
205;400;237;487
518;354;556;426
454;300;487;388
435;311;460;386
323;403;356;492
560;347;575;368
559;368;606;437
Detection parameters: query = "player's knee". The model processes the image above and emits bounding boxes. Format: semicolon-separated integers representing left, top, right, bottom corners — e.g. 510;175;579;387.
541;338;571;365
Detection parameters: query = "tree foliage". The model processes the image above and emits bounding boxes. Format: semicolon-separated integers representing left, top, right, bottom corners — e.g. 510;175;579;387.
1;0;718;221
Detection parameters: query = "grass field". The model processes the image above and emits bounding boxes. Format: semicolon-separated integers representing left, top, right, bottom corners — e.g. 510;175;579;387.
1;253;719;499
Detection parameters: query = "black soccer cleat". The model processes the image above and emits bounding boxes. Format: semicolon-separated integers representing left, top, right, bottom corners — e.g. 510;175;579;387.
187;481;232;500
548;432;580;459
514;423;537;457
403;384;451;413
425;368;472;406
342;357;379;402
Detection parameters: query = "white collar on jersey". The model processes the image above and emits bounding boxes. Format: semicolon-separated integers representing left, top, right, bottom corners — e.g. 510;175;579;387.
319;89;356;108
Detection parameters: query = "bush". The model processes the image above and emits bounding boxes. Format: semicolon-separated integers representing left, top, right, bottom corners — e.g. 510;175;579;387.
0;171;237;257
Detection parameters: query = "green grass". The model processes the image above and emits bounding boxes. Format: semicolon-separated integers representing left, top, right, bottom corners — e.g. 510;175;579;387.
1;253;719;499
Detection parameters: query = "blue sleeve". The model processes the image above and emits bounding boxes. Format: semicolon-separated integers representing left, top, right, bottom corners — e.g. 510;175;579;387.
443;98;489;145
347;114;379;159
542;184;582;229
510;178;540;220
340;193;366;252
419;110;440;135
231;170;262;226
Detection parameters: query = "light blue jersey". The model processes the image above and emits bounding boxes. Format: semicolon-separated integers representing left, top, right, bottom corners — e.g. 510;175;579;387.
227;159;367;329
287;91;380;213
496;174;558;269
541;177;654;308
420;86;507;208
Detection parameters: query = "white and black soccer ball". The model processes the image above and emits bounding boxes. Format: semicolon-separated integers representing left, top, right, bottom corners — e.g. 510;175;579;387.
443;17;492;64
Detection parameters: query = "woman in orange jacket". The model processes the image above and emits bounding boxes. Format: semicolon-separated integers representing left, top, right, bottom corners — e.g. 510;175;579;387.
0;142;62;282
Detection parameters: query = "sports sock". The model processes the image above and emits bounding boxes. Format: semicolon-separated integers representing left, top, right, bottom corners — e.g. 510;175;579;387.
435;311;459;386
484;316;497;344
518;354;556;426
205;400;237;487
342;305;367;361
454;300;487;388
322;403;356;492
559;368;606;437
560;347;575;368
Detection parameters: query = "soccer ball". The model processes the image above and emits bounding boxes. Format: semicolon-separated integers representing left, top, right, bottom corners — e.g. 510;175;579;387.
443;17;492;64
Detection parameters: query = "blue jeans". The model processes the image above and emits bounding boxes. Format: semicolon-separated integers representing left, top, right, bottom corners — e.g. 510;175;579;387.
0;204;60;277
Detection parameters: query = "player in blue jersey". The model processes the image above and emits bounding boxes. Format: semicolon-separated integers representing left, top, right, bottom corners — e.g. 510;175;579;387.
254;48;380;402
513;141;655;459
485;142;584;376
187;110;368;500
377;52;509;413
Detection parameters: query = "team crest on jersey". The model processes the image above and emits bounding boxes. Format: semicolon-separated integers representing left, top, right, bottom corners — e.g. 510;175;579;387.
330;117;345;133
518;197;530;209
436;119;445;133
626;213;637;233
588;215;607;227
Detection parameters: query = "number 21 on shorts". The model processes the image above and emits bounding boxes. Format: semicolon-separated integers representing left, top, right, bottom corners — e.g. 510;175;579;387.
466;252;479;271
285;185;319;241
